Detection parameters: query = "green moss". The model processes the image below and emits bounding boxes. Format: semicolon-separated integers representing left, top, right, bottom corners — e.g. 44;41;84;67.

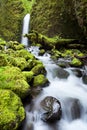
16;49;35;60
12;57;28;70
33;74;48;87
0;66;30;98
39;49;45;55
70;58;82;67
0;89;25;130
7;41;25;50
0;54;9;66
22;71;34;82
31;64;46;75
26;31;77;50
30;0;84;39
0;37;6;46
51;49;61;60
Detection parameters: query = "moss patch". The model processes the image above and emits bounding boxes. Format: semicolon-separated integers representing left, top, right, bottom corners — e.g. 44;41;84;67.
0;66;30;98
0;89;25;130
33;74;48;87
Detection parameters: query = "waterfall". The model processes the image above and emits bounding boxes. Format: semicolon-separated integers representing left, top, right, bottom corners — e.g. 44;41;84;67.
21;14;30;46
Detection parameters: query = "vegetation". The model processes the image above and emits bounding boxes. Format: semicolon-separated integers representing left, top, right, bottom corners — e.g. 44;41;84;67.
0;0;34;42
0;38;48;129
0;89;25;130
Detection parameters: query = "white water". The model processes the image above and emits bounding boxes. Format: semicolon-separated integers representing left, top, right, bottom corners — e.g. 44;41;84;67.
22;47;87;130
21;14;30;46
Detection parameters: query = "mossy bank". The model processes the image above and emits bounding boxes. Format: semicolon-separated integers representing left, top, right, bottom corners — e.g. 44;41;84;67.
0;0;34;42
0;38;48;130
30;0;87;39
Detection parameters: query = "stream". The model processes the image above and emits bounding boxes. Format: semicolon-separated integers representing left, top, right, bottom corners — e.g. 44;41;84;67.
21;46;87;130
20;14;87;130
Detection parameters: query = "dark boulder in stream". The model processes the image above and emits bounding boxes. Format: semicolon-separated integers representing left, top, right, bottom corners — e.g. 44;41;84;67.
40;96;62;122
56;67;69;79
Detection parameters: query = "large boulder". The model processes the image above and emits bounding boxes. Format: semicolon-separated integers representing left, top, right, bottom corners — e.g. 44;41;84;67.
40;96;62;122
30;0;87;39
0;89;25;130
56;67;69;79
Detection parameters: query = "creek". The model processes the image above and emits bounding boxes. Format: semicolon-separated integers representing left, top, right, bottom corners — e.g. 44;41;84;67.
20;14;87;130
20;46;87;130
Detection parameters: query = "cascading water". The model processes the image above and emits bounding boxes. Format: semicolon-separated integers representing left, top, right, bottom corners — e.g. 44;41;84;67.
22;46;87;130
21;14;30;46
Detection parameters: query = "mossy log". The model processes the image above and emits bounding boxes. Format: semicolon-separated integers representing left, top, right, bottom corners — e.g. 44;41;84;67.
25;31;87;50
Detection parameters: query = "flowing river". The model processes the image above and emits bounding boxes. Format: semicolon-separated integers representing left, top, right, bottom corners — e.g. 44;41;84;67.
20;14;87;130
20;46;87;130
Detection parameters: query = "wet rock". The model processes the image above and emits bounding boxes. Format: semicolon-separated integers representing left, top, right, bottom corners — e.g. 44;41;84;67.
71;99;81;120
82;74;87;84
82;66;87;84
63;98;81;120
56;67;69;79
71;68;82;77
40;96;62;122
57;59;70;68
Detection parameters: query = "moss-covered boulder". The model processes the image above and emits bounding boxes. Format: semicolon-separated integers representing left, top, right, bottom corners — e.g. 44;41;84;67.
22;71;34;82
0;66;30;98
0;89;25;130
70;58;82;67
7;41;25;50
31;64;46;76
30;0;87;39
33;74;49;87
0;54;9;66
16;49;35;60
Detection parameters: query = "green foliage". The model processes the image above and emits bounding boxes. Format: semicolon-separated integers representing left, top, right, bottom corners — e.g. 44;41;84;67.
0;66;30;98
33;74;48;87
21;0;35;13
70;58;82;67
0;89;25;130
31;64;46;75
22;71;34;82
30;0;85;39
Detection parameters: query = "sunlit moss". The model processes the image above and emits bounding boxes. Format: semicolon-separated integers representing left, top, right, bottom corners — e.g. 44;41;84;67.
0;89;25;130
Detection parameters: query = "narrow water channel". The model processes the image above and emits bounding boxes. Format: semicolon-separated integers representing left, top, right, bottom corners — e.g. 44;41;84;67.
21;46;87;130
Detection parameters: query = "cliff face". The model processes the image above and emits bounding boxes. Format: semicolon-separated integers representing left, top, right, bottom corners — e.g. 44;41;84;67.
0;0;34;42
30;0;87;39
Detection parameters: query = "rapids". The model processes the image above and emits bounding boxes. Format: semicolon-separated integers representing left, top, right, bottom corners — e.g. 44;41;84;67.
21;46;87;130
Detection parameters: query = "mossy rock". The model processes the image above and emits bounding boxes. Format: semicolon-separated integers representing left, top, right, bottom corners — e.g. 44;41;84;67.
22;71;34;82
39;49;45;56
51;49;61;60
0;89;25;130
12;57;28;70
16;49;35;60
0;66;30;98
31;64;46;76
70;58;82;67
7;41;25;50
0;54;9;66
33;74;48;87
